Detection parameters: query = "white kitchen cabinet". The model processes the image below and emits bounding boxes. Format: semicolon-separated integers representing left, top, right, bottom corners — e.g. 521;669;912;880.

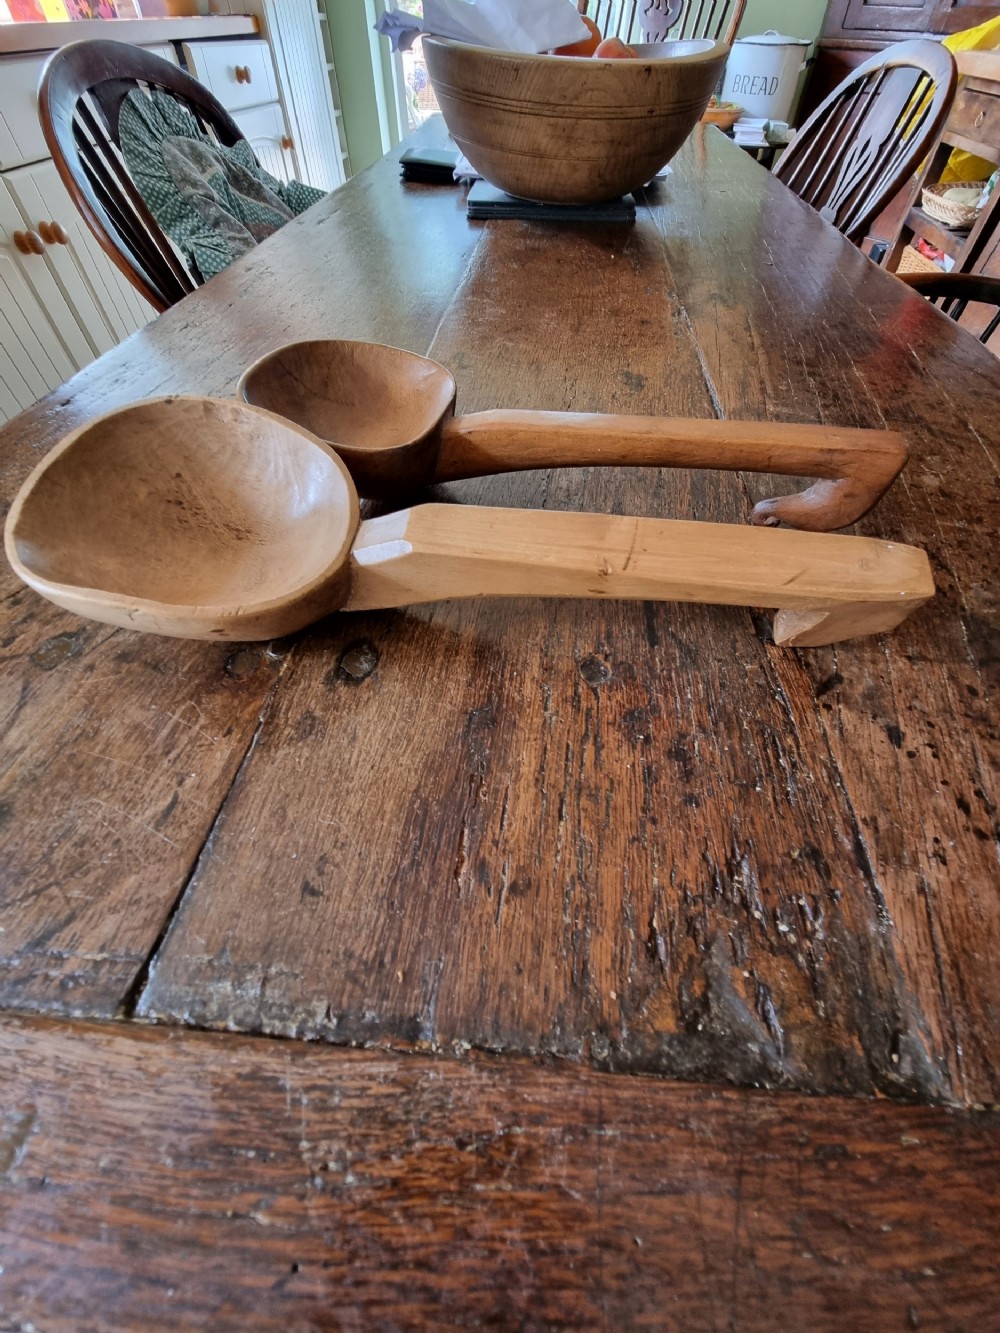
0;14;346;426
0;44;177;175
235;102;298;183
144;43;181;68
181;37;280;114
4;159;155;355
0;170;98;370
0;246;74;418
183;33;302;191
0;56;53;172
183;14;347;193
238;0;349;192
0;40;172;424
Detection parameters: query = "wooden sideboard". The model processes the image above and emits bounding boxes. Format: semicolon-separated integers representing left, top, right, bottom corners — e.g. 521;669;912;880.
799;0;1000;122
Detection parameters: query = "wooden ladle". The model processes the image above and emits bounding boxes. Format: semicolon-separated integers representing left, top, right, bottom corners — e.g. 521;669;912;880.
3;397;933;647
238;339;909;532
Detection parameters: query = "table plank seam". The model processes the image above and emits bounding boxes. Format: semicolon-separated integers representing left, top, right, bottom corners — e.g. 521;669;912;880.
119;658;289;1020
674;298;728;423
4;1014;1000;1330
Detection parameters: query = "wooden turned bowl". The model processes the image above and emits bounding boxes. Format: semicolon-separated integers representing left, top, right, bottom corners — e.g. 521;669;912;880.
422;36;729;204
700;100;742;130
3;397;359;641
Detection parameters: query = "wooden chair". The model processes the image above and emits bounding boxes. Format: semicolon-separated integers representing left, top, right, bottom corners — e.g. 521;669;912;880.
773;41;957;247
39;39;249;312
898;271;1000;345
580;0;746;49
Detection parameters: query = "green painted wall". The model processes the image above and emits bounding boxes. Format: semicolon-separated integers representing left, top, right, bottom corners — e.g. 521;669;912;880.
324;0;382;176
737;0;828;43
325;0;407;176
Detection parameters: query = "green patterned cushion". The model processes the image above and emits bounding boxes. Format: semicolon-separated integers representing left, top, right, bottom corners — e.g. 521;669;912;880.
119;88;325;281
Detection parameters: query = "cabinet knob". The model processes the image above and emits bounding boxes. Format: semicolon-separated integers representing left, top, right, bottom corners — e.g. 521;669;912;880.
281;135;293;151
38;220;70;246
975;109;986;129
12;229;45;256
235;64;252;84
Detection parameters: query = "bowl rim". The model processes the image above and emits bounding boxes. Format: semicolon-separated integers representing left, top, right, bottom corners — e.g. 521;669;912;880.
421;34;729;67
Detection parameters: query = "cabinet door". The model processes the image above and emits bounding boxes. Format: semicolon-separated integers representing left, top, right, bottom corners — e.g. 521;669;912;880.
842;0;940;31
935;2;1000;33
5;159;156;352
257;0;347;192
0;172;97;370
0;248;74;420
182;39;280;114
0;55;50;172
234;102;298;184
143;43;180;67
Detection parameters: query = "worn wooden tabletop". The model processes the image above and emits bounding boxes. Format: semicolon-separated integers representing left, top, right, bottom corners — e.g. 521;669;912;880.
1;122;998;1328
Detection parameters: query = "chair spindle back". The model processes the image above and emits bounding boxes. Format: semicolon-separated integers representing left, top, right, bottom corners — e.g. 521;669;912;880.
39;40;248;312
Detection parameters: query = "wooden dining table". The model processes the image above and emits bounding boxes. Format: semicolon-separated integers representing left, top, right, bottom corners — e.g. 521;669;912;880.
1;118;998;1329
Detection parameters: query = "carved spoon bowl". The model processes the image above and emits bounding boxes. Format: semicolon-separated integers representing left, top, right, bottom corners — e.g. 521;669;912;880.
3;396;358;640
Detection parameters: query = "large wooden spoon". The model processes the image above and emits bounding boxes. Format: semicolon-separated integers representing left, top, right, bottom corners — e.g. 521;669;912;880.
238;339;908;532
3;397;933;647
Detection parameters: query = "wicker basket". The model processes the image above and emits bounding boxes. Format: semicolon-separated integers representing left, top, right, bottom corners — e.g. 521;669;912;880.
895;245;943;275
921;181;987;229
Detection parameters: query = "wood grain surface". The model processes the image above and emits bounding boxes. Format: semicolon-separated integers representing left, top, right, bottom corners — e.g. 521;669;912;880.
138;137;998;1108
0;589;284;1013
649;143;1000;1107
0;142;479;1015
1;127;997;1115
2;1016;999;1332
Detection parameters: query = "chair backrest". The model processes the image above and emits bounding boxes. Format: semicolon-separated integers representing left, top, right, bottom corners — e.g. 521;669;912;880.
582;0;746;48
898;271;1000;344
39;39;248;312
773;40;957;246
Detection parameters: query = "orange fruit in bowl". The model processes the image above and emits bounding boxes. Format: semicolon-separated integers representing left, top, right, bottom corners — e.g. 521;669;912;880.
552;15;602;57
593;36;638;58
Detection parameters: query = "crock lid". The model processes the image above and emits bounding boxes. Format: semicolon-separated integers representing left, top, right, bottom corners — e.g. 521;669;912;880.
735;29;811;46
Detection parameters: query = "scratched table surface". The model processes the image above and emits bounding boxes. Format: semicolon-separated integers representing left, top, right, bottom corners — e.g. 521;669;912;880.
1;121;998;1330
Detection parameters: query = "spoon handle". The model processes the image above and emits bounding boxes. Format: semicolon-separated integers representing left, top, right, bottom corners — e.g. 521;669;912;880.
434;412;907;531
344;504;933;648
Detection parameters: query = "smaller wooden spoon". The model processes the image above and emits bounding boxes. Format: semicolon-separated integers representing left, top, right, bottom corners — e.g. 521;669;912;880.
3;397;933;647
238;339;909;531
